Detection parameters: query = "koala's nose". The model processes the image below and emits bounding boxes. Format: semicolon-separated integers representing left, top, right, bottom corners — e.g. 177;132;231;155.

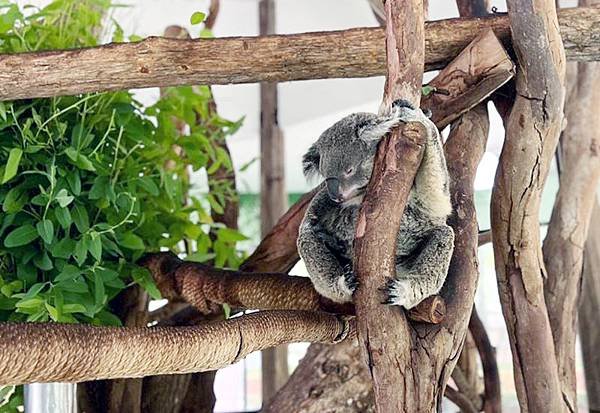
325;178;344;203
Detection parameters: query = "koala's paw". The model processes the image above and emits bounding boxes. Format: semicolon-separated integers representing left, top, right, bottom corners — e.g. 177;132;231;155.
392;99;415;110
333;263;357;301
390;99;430;127
382;278;419;309
342;263;358;291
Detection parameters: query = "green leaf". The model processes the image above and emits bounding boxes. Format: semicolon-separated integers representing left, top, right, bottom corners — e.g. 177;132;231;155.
62;303;87;314
16;263;37;285
33;251;53;271
132;267;161;300
74;238;87;266
55;188;74;207
4;224;38;247
0;102;6;122
54;207;72;229
51;237;75;259
2;148;22;184
45;302;59;321
94;271;105;309
217;227;248;242
190;11;206;25
118;232;145;250
65;147;96;171
87;232;102;261
421;85;436;97
15;297;44;309
72;204;90;233
55;279;88;293
207;193;224;215
3;186;28;213
137;177;159;196
94;310;122;326
22;282;46;300
36;219;54;244
222;303;231;319
89;176;114;200
67;171;81;196
55;264;80;282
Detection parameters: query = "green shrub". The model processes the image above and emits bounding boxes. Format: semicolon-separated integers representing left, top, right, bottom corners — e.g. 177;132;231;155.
0;0;245;327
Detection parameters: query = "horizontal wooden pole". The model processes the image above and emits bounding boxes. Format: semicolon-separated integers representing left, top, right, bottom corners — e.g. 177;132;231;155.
0;7;598;101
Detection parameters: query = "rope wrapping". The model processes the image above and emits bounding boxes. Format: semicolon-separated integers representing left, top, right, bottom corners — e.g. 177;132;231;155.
0;310;351;385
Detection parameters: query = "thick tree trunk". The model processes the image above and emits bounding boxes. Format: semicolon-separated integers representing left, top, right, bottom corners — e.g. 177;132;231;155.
352;2;429;411
0;8;598;100
580;202;600;413
542;53;600;411
490;0;567;411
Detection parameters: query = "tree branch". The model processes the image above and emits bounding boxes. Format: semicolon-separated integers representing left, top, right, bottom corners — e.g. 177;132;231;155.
0;310;351;385
490;0;567;410
542;26;600;409
352;2;426;410
0;7;597;100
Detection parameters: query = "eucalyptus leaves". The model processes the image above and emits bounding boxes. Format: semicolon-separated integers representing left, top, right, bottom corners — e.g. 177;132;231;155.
0;0;245;325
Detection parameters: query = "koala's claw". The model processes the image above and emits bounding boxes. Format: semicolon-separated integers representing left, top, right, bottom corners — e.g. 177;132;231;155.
342;263;358;292
383;278;415;309
392;99;415;110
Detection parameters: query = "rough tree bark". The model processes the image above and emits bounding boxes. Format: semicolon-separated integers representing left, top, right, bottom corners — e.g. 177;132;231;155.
580;202;600;413
542;12;600;407
259;0;289;402
351;1;429;411
490;0;567;411
0;8;598;100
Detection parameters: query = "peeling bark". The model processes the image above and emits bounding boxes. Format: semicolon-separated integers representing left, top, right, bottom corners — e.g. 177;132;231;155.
542;34;600;409
352;2;427;410
490;0;567;410
0;8;598;100
579;202;600;412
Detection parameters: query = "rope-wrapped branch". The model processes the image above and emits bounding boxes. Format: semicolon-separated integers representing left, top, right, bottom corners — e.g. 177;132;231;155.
0;310;351;385
140;252;447;324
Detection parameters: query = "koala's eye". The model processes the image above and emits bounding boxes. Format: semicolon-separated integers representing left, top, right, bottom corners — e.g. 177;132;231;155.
344;167;355;176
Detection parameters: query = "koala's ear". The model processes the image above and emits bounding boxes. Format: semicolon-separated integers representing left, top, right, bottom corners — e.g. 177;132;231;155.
359;116;400;143
302;144;321;178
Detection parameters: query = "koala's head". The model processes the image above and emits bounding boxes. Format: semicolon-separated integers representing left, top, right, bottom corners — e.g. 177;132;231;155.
302;112;398;207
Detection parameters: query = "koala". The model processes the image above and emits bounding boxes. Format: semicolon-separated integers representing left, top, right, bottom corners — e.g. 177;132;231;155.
297;100;454;309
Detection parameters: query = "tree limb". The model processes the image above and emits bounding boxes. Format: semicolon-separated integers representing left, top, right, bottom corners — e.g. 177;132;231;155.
490;0;567;410
0;310;351;385
0;7;597;100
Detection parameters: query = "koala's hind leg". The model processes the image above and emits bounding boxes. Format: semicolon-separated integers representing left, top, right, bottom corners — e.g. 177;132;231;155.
384;225;454;309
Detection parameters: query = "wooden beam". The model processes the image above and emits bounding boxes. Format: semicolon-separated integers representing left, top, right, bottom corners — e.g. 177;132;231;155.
0;7;598;101
258;0;289;403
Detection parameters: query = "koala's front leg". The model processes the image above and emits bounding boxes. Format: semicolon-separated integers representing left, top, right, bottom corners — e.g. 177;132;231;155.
298;224;356;303
384;224;454;309
297;192;357;303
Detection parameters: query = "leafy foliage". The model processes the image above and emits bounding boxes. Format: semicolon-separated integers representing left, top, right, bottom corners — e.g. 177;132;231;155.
0;0;246;329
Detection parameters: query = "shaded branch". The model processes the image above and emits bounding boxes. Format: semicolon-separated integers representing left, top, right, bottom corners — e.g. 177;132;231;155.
0;7;597;100
469;306;501;413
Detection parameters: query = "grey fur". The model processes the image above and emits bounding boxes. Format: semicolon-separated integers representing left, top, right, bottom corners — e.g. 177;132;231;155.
297;101;454;308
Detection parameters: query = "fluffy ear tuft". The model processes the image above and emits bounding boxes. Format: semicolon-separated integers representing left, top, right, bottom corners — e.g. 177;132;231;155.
302;144;320;179
359;116;400;143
